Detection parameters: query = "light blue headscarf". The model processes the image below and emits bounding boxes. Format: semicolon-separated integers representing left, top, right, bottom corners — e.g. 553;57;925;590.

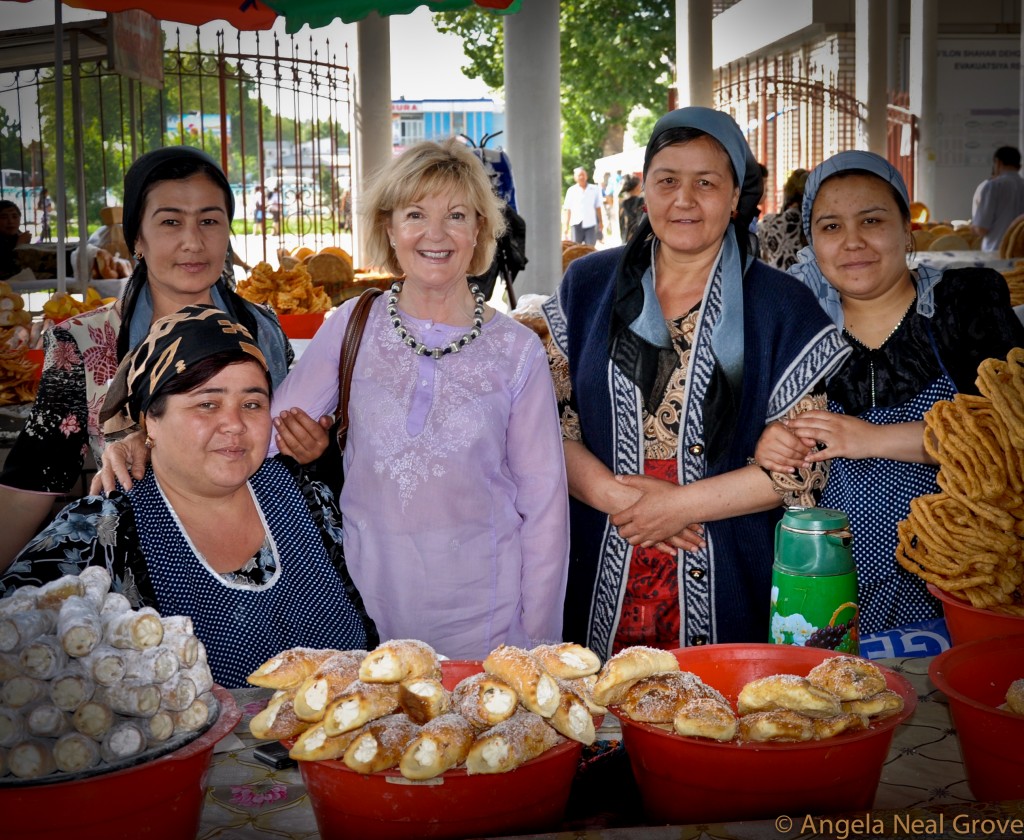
789;150;938;330
631;107;762;391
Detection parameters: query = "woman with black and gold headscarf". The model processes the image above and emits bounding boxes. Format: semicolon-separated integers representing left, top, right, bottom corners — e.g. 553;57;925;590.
1;305;375;688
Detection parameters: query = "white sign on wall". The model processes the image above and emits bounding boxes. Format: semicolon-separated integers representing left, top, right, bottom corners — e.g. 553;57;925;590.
930;36;1019;221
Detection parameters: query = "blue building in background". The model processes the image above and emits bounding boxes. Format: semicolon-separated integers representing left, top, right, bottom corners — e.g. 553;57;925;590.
391;98;505;152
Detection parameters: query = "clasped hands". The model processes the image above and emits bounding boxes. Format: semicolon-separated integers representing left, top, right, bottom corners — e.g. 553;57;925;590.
609;473;706;554
754;410;873;472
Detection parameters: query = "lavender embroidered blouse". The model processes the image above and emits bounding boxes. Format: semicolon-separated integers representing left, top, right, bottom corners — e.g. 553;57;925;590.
269;294;570;659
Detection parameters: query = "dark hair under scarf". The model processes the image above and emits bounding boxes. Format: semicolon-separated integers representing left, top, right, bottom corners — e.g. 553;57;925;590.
116;146;255;364
608;108;763;464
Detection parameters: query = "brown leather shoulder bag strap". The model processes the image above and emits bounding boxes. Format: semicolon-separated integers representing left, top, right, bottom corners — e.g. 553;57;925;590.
335;287;384;449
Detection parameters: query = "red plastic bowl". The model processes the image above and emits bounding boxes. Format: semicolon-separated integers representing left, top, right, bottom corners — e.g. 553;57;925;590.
296;659;582;840
278;311;326;338
25;347;44;382
928;634;1024;801
928;583;1024;646
612;644;917;825
0;685;240;840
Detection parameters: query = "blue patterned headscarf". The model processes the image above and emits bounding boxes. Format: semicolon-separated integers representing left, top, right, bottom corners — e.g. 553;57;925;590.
790;150;937;330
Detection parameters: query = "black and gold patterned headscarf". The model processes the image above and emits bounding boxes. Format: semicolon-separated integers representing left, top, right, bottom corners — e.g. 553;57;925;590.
100;305;268;424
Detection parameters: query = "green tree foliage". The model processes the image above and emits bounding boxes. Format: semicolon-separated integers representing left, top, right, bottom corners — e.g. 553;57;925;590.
0;109;28;175
30;39;346;235
434;1;675;188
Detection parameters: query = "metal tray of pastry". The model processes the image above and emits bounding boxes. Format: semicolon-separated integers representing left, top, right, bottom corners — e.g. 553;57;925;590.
0;694;219;788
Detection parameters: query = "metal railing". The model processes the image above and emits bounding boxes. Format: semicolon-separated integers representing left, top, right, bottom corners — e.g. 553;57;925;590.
0;26;353;265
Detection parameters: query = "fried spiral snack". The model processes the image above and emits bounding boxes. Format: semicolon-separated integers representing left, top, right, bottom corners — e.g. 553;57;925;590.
896;349;1024;616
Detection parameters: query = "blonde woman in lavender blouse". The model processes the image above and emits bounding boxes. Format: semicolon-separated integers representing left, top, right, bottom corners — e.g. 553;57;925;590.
274;140;569;658
97;140;569;659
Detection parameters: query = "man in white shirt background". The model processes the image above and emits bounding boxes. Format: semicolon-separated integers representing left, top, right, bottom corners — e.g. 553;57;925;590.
971;146;1024;251
563;166;603;246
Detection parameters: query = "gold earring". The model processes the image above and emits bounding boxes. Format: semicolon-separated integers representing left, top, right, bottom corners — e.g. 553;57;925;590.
144;435;154;449
134;251;143;261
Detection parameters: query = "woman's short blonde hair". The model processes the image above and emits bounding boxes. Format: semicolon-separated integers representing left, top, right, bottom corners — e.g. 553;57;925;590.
360;138;507;278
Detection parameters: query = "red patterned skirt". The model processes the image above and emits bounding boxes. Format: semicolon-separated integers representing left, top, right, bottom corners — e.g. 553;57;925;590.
612;458;680;654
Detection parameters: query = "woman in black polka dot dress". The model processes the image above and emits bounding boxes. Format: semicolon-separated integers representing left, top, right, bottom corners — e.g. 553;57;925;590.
0;305;376;688
756;151;1024;635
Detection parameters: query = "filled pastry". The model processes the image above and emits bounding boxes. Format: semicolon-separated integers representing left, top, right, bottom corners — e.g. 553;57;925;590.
736;674;842;718
452;672;519;729
399;713;475;780
529;643;601;678
672;696;738;742
738;709;815;742
806;655;887;701
342;713;420;774
289;722;361;762
591;646;680;706
483;645;559;717
398;677;452;725
293;650;365;723
547;681;596;744
249;691;310;740
247;647;338;690
810;712;868;740
620;671;726;724
322;680;400;736
358;640;440;684
465;710;564;774
841;689;905;718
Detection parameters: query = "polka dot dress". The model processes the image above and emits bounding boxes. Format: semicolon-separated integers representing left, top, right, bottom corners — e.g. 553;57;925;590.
820;375;957;635
132;459;368;688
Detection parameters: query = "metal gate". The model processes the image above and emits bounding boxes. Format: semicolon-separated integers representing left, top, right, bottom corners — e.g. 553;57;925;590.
0;25;353;265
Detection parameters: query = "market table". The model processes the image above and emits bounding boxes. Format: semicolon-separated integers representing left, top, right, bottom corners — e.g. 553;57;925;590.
910;250;1018;272
199;656;1024;840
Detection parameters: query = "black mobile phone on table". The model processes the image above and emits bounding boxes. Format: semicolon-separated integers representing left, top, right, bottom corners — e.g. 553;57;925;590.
253;741;297;770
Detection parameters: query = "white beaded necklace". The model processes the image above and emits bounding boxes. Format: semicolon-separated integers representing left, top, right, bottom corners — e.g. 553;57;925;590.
387;281;485;359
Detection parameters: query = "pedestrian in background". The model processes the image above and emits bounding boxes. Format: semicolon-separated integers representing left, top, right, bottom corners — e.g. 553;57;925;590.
971;146;1024;251
36;187;53;242
562;166;603;246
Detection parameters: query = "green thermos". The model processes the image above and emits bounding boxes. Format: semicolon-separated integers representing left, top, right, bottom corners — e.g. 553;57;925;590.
769;508;860;654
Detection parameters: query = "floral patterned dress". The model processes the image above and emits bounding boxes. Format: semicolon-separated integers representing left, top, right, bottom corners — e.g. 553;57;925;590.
1;303;125;493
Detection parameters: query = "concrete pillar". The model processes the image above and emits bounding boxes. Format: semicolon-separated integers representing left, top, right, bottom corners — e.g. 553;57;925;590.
856;0;888;155
70;32;90;294
909;0;938;207
676;0;713;108
887;0;900;95
354;13;392;268
1019;0;1024;155
504;0;560;297
53;0;66;293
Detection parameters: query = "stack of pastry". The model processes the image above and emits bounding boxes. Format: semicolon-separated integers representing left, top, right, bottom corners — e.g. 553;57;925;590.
605;647;903;744
247;640;604;778
0;571;216;781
